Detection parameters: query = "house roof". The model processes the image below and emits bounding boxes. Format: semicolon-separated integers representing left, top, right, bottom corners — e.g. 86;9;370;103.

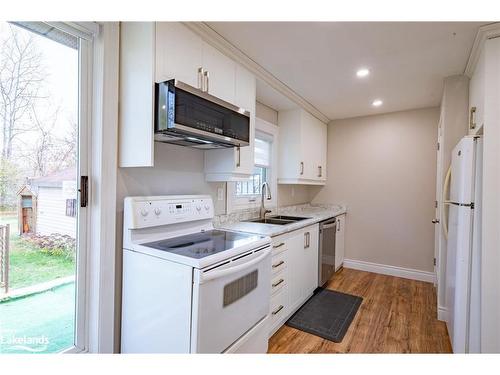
30;167;76;188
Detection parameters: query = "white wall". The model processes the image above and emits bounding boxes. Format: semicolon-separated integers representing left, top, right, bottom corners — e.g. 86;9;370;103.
311;107;440;273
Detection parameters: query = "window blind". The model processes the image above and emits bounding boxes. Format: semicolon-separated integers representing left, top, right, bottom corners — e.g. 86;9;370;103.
254;137;271;167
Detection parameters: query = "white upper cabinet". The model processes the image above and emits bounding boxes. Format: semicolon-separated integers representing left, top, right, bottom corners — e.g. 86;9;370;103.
155;22;203;88
469;47;485;135
201;41;236;104
119;22;256;176
278;108;328;185
204;64;256;181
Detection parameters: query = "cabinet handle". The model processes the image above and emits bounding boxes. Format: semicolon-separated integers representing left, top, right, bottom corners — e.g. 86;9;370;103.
300;161;304;175
236;146;241;167
272;279;285;288
469;106;476;130
318;166;322;178
197;67;204;90
304;232;310;248
272;305;284;315
203;70;209;93
272;260;285;268
273;242;285;249
337;220;341;232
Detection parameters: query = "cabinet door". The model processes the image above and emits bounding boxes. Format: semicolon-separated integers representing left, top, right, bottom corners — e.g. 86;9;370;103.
301;226;319;297
155;22;202;88
233;64;256;176
202;41;236;103
204;64;255;181
287;232;306;311
335;215;345;271
119;22;155;167
469;47;485;134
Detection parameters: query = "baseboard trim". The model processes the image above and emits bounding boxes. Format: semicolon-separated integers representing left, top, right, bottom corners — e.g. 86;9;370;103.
343;259;436;283
437;306;448;322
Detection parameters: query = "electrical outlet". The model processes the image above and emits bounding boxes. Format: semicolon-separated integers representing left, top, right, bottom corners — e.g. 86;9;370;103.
217;187;224;201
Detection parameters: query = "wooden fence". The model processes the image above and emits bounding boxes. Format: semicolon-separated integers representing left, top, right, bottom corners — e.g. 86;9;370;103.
0;224;9;294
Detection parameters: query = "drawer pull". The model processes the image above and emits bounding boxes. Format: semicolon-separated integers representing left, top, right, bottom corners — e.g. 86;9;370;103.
273;242;285;249
272;279;284;288
272;305;284;315
272;260;285;268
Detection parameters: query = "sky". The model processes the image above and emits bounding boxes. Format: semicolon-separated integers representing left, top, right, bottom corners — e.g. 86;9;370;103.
0;21;78;153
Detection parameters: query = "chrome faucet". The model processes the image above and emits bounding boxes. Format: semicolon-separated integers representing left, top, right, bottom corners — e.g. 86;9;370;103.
260;182;272;219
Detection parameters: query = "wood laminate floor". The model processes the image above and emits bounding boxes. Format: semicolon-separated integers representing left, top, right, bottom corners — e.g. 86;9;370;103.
268;268;452;353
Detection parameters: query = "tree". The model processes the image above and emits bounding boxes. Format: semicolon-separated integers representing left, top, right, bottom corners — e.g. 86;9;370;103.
0;24;45;207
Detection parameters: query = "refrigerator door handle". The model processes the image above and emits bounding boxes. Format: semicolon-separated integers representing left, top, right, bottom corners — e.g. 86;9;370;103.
441;165;452;240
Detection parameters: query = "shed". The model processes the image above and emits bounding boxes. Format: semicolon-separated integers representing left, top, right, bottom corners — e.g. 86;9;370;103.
28;167;77;238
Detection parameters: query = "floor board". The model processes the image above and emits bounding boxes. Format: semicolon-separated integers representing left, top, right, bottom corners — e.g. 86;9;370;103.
267;268;452;353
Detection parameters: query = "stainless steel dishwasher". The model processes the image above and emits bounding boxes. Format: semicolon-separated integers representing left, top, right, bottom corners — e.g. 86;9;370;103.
318;217;337;286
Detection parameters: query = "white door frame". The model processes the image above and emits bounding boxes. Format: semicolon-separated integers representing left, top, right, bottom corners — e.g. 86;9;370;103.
43;22;119;354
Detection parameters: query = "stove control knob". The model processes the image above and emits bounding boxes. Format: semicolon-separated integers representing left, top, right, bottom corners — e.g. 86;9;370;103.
140;208;149;217
154;208;161;216
204;205;210;211
196;205;202;212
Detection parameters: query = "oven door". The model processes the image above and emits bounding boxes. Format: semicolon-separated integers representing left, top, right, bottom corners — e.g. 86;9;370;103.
191;246;271;353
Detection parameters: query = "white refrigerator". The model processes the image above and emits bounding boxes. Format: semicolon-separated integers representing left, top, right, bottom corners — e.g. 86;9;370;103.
445;135;482;353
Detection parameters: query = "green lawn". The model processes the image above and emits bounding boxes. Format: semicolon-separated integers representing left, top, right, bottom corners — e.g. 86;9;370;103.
1;213;75;290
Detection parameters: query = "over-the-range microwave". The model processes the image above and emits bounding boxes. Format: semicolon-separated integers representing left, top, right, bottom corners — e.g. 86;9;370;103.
154;80;250;149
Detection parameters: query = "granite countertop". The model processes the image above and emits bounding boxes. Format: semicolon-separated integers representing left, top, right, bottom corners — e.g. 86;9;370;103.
218;204;347;237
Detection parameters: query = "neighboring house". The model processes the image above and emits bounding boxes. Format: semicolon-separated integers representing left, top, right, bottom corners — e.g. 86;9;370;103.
17;167;77;238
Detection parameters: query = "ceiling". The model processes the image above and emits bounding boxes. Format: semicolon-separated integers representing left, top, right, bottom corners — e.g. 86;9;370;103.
207;22;486;120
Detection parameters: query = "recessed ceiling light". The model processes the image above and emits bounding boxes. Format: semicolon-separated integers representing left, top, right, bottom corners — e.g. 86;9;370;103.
356;68;370;78
372;99;383;107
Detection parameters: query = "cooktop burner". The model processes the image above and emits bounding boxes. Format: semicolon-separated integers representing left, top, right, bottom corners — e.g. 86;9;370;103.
142;230;264;259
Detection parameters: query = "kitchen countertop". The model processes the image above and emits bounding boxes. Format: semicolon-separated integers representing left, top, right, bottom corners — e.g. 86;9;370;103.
218;204;346;237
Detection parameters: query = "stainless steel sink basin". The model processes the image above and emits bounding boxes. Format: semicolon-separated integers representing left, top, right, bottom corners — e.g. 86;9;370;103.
247;218;294;225
269;215;309;221
246;215;310;225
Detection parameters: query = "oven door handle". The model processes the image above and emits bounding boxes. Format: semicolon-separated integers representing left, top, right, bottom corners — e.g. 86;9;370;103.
199;247;271;283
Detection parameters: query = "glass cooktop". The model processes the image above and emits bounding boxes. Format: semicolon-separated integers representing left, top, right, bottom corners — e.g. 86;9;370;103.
142;230;264;259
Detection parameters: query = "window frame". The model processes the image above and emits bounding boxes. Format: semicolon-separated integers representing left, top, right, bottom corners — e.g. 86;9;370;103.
227;118;279;213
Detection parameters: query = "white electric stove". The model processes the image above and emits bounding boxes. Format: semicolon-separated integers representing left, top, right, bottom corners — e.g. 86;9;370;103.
121;195;272;353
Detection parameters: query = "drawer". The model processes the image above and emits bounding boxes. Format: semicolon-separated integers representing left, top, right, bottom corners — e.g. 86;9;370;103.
270;272;286;295
270;289;287;328
271;253;286;275
271;239;287;255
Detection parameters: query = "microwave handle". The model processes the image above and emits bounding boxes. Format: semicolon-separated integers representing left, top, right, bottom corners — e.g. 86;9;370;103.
198;247;270;283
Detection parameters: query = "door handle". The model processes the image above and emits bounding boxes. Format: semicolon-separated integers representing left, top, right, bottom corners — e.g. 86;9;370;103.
272;279;284;288
197;67;204;90
236;146;241;168
432;219;440;224
469;106;476;130
79;176;88;208
203;70;209;93
272;305;284;315
272;260;284;269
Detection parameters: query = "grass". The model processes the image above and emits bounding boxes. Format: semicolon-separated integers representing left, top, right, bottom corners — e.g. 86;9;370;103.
1;213;75;290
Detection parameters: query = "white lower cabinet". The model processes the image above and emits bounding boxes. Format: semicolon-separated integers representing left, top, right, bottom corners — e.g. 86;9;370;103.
335;214;346;271
268;224;319;337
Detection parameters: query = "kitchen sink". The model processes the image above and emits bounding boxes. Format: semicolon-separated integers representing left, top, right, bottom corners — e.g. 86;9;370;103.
246;215;311;225
268;215;309;221
247;218;294;225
